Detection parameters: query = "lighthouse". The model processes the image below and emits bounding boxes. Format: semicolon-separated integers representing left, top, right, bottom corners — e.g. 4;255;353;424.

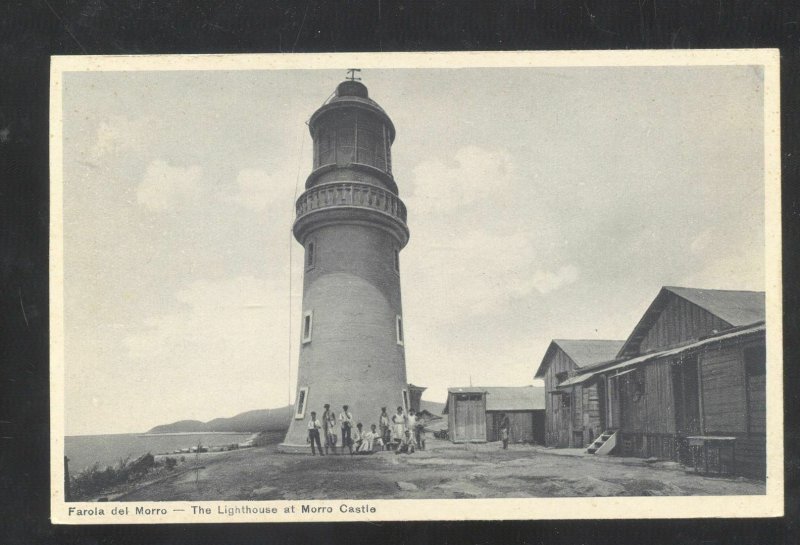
279;72;411;451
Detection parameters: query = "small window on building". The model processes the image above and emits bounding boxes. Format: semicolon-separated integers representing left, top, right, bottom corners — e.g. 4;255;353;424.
561;393;571;408
402;388;409;413
295;387;309;419
745;346;766;376
396;315;404;345
302;311;313;344
306;241;316;270
393;248;400;273
555;371;569;384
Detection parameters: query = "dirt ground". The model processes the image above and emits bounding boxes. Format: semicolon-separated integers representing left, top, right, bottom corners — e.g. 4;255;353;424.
113;438;765;501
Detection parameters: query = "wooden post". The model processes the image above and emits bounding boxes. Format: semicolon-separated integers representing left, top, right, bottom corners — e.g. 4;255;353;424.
64;456;71;501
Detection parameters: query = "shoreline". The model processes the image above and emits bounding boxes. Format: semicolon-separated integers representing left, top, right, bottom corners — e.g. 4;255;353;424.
138;431;257;437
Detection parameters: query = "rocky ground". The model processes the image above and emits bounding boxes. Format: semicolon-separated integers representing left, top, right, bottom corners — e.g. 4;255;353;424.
109;438;764;501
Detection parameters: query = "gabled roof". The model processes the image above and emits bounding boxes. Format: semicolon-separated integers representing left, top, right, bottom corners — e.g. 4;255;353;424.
617;286;765;358
444;386;545;413
533;339;625;378
665;287;765;326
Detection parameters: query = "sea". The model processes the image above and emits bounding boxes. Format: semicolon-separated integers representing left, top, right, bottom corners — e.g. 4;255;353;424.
64;432;258;473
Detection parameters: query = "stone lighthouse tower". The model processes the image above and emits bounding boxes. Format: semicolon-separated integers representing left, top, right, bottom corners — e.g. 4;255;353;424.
280;73;411;450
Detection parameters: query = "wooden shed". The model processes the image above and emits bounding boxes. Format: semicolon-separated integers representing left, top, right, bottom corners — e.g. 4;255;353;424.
443;386;545;444
556;287;766;478
533;339;624;448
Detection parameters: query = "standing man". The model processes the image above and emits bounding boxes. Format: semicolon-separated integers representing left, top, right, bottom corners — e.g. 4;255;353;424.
307;411;324;456
407;409;417;447
379;407;391;450
322;403;337;455
414;412;426;450
340;405;354;455
499;412;511;450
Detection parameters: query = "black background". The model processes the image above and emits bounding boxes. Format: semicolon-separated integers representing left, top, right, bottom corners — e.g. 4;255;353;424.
1;1;798;544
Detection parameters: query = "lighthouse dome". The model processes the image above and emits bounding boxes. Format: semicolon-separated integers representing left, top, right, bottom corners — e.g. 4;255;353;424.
335;80;369;98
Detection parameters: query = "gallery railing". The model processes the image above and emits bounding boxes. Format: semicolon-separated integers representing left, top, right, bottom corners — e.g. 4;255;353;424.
295;182;407;224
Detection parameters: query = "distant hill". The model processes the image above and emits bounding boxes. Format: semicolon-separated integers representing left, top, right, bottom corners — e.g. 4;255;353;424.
146;400;446;434
419;399;446;416
146;406;293;434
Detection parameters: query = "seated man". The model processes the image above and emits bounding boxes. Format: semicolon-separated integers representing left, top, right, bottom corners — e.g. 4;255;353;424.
395;429;417;455
355;424;379;454
367;424;384;452
351;422;364;455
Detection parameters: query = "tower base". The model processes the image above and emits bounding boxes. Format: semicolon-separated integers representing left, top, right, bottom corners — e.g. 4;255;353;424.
276;442;314;454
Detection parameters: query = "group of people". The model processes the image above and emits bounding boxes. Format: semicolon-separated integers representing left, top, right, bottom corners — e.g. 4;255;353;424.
307;404;425;456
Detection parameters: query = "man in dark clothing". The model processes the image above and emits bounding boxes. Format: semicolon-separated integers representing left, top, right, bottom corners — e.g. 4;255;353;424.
499;412;510;450
307;411;324;456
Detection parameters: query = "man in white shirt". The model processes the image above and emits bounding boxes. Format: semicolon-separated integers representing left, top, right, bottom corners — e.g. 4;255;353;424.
407;409;417;442
339;405;354;454
322;404;337;455
307;411;324;456
352;422;365;454
395;429;417;455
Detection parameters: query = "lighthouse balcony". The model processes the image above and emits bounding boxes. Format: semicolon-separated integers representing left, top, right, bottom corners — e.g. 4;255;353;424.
296;181;406;222
294;181;409;246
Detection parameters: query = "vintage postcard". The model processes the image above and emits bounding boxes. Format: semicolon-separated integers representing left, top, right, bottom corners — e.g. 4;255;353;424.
50;50;782;523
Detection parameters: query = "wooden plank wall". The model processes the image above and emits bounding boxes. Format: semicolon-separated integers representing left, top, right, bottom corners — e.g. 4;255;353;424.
700;345;747;433
613;358;676;435
699;338;766;478
615;335;766;478
486;411;537;443
639;296;730;354
543;348;578;447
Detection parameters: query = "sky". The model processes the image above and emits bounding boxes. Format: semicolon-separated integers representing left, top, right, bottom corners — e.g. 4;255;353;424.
59;64;765;435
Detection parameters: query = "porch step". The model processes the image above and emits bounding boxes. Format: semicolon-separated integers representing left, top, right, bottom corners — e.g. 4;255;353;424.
586;429;618;455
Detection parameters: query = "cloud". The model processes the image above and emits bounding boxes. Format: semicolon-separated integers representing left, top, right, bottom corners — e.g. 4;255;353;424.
136;160;203;211
122;275;292;422
228;168;295;211
89;115;155;160
528;265;580;295
407;145;515;213
690;229;713;254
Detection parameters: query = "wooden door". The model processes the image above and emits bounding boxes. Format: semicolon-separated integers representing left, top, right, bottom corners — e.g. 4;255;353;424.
454;394;485;442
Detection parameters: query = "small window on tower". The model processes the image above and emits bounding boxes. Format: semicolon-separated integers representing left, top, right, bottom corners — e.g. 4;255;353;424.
396;315;404;345
302;311;313;344
306;241;316;270
295;387;309;419
393;248;399;273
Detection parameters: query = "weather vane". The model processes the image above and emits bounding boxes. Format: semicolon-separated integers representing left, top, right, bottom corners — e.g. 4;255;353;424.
346;68;362;81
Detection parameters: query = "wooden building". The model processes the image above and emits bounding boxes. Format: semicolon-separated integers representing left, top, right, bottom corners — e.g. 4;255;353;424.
554;287;766;478
407;384;427;413
443;386;545;444
534;340;624;448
